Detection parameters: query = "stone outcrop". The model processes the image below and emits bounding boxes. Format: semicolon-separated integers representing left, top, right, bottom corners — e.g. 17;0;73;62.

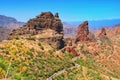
64;38;72;46
65;46;79;56
37;29;64;49
97;27;109;41
8;12;64;49
98;27;106;36
75;21;91;43
54;13;59;18
9;12;63;37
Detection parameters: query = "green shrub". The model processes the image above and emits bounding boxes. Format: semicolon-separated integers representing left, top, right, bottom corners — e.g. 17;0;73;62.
80;44;84;50
0;47;4;50
14;36;20;40
69;54;74;59
48;50;53;55
38;42;44;50
26;52;33;57
26;37;36;41
30;47;34;52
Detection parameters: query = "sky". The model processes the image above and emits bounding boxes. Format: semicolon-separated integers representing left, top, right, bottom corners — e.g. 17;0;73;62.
0;0;120;22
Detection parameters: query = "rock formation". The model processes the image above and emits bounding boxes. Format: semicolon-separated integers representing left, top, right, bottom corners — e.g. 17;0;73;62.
64;38;72;46
65;46;78;56
97;27;109;41
54;13;59;18
9;12;63;36
8;12;64;49
75;21;91;43
98;27;106;36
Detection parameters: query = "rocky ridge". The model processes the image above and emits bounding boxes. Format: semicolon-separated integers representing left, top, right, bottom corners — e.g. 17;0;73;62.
0;15;24;29
97;27;109;41
9;12;63;36
8;12;64;49
74;21;91;43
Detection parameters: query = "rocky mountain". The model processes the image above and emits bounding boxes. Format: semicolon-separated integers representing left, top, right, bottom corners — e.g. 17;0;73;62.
107;25;120;37
0;12;120;80
0;15;24;29
0;27;11;41
63;19;120;38
96;27;109;41
0;15;24;41
9;12;64;49
64;19;120;29
9;12;63;36
63;22;77;38
64;27;77;38
74;21;92;43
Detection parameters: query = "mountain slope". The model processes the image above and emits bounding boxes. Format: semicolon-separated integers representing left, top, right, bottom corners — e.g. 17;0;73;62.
63;19;120;38
0;27;11;41
0;13;120;80
0;15;24;28
0;15;25;41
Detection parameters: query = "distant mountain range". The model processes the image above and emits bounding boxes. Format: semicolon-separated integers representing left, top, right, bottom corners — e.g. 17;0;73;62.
63;19;120;38
0;27;11;41
0;15;25;41
0;14;120;40
0;15;24;29
63;19;120;29
1;14;120;30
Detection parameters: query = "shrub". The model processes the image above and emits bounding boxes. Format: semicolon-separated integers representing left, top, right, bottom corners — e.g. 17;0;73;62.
80;44;84;50
48;50;53;55
38;42;44;50
26;37;36;41
30;47;34;52
0;47;4;50
26;52;33;57
69;54;74;59
14;36;20;40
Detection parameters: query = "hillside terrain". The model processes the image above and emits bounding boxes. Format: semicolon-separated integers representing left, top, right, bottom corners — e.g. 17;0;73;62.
0;15;24;29
0;27;11;41
63;19;120;38
0;12;120;80
0;15;24;41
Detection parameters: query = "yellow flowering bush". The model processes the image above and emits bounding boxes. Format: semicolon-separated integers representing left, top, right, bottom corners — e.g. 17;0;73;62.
0;39;33;79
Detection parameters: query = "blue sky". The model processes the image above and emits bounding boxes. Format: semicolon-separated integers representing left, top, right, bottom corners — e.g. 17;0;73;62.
0;0;120;22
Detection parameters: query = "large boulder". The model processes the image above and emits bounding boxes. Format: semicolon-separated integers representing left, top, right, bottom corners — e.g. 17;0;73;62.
75;21;91;43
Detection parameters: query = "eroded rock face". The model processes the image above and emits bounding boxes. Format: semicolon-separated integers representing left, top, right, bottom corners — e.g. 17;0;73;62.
54;13;59;18
98;27;106;36
75;21;91;43
65;46;79;56
8;12;64;49
9;12;63;37
97;27;109;41
38;29;65;49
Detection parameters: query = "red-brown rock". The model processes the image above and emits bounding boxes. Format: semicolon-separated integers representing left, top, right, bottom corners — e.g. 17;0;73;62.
8;12;65;49
9;12;63;38
54;13;59;18
98;27;106;36
75;21;91;43
97;27;109;41
65;46;79;56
